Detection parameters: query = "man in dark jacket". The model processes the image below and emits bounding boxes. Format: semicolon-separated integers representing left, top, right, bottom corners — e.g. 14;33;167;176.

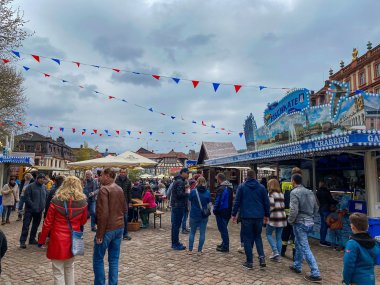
170;168;189;250
19;173;47;248
316;181;337;247
83;170;99;232
232;170;270;269
115;168;132;241
214;173;234;253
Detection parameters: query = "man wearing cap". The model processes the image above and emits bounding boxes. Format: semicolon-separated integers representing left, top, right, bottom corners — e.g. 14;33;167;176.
170;168;190;250
19;173;47;248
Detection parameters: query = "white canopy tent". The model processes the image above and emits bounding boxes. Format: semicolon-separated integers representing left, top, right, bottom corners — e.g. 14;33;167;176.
67;152;157;170
140;173;153;179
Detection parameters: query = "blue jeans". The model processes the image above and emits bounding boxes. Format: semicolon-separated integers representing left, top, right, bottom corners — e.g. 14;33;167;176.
123;212;129;236
182;207;189;231
319;210;329;243
216;216;230;250
330;229;342;248
93;228;123;285
266;225;283;255
188;218;208;252
293;223;320;277
171;207;185;246
241;218;264;264
88;200;96;229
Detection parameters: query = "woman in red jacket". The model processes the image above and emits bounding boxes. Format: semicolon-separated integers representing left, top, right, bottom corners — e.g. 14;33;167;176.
140;185;157;228
38;176;88;285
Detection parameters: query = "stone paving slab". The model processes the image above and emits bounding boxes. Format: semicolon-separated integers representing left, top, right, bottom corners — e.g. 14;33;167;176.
0;211;379;284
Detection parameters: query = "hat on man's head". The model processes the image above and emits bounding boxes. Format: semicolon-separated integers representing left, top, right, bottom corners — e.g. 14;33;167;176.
180;168;189;174
37;173;46;179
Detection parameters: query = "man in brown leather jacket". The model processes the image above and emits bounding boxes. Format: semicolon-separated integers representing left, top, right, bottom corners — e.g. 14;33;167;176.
93;168;127;285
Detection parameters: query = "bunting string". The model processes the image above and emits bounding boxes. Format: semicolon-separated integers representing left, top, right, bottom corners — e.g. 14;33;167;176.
7;49;293;93
1;58;243;136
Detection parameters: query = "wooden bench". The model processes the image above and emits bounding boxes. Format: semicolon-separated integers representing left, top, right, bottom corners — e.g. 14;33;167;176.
153;210;164;228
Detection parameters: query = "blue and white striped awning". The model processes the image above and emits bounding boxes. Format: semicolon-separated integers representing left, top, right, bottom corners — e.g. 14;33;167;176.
0;155;34;165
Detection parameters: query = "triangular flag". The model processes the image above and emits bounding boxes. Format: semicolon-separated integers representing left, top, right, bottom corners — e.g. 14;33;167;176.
112;68;120;72
132;72;140;74
82;129;86;132
51;58;61;65
127;131;131;135
171;132;175;135
59;127;64;132
49;126;53;130
44;73;50;77
221;128;225;130
211;125;216;128
192;120;197;124
104;130;109;134
152;75;160;80
172;78;180;84
79;86;84;88
116;130;120;135
23;66;30;71
29;123;33;127
202;121;206;126
149;108;153;112
92;65;100;68
149;132;153;136
73;61;80;67
108;96;115;99
72;128;76;133
94;91;100;94
171;116;176;119
93;129;97;134
11;50;20;58
100;134;103;137
62;80;68;83
213;83;220;92
1;59;10;64
16;121;23;125
32;55;40;62
160;112;166;116
81;131;85;135
138;131;142;135
259;86;267;91
239;132;244;138
192;80;199;88
122;99;127;103
182;132;186;135
234;85;242;93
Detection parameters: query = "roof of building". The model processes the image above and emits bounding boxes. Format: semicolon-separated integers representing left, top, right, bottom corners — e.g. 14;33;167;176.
16;132;71;147
197;142;237;165
135;148;188;160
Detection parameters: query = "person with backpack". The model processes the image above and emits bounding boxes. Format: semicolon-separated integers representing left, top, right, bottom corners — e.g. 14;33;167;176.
187;177;210;255
213;172;234;253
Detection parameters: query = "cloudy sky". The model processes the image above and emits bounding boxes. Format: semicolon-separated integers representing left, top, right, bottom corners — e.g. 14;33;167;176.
9;0;380;154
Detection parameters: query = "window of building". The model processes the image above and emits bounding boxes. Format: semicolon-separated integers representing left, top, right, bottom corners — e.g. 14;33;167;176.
375;87;380;94
376;63;380;78
311;99;316;106
359;72;366;86
35;158;40;166
319;95;325;105
35;143;41;152
19;144;25;151
371;118;375;129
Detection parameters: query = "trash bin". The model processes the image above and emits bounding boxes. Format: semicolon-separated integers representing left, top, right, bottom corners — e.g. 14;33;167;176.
368;218;380;265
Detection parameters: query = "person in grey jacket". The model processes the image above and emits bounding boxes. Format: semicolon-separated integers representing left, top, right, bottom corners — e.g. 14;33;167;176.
19;173;47;248
288;174;322;283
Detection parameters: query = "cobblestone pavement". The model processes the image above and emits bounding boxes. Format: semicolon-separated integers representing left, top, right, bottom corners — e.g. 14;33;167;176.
1;211;379;285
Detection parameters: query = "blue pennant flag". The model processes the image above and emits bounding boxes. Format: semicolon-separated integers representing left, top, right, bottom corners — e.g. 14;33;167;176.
35;125;39;128
171;132;175;135
94;91;100;94
23;66;30;71
127;131;131;135
171;116;176;119
149;108;153;112
11;50;20;58
355;89;364;94
211;125;216;128
29;123;33;127
132;72;140;75
213;83;220;92
122;99;127;103
239;132;244;138
62;80;68;83
92;65;100;68
104;130;109;134
149;132;153;135
216;132;219;134
172;78;180;84
59;127;64;132
192;120;197;124
259;86;267;91
108;134;111;137
83;129;86;132
51;58;61;65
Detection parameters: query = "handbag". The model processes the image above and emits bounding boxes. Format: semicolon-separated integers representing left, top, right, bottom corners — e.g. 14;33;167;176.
64;200;85;256
195;189;211;218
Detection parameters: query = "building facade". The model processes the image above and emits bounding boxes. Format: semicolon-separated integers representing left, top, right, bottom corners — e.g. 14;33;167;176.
15;132;74;170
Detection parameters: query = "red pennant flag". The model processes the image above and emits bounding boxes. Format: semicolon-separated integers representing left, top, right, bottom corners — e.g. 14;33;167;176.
44;73;50;77
1;59;10;64
152;75;160;80
72;128;76;133
108;96;115;99
234;85;242;93
227;132;231;135
93;129;97;134
112;68;120;73
16;121;23;125
138;131;142;135
192;80;199;88
202;121;206;126
32;55;40;62
116;130;120;135
49;126;53;130
221;128;225;130
73;61;80;67
99;134;103;137
81;131;85;135
160;112;166;116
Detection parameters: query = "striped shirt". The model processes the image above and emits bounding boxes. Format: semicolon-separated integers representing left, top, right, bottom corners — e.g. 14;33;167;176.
269;192;287;227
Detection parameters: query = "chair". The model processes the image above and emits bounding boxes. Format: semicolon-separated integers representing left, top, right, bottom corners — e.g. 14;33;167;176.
153;211;164;228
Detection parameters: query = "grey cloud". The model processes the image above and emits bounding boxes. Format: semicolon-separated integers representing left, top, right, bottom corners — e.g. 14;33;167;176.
110;66;162;87
93;36;144;62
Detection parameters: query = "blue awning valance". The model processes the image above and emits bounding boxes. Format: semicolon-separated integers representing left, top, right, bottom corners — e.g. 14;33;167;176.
0;155;34;165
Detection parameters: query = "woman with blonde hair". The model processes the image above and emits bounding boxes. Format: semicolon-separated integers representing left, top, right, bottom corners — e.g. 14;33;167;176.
38;176;88;285
265;178;287;262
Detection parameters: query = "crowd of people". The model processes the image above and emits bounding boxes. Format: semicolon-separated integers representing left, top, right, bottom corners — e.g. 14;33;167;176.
0;166;379;284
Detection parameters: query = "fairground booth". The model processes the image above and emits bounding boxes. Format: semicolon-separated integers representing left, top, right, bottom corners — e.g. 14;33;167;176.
204;84;380;247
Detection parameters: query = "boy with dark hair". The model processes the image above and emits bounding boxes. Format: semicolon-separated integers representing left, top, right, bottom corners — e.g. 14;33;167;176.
343;213;380;285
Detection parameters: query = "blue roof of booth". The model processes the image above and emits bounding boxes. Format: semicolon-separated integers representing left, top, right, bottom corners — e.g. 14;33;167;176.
204;130;380;166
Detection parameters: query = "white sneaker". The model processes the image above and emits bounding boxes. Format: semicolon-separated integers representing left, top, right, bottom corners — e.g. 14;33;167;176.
269;253;280;259
237;247;244;254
